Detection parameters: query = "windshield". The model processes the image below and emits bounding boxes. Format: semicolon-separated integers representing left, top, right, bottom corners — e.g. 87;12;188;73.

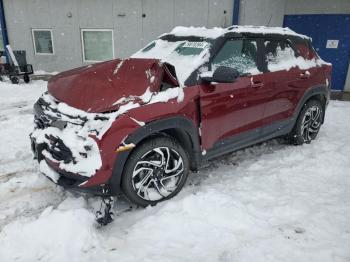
132;38;212;86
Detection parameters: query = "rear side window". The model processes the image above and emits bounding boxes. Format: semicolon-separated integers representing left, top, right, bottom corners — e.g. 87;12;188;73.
290;38;317;60
264;39;297;72
211;39;259;75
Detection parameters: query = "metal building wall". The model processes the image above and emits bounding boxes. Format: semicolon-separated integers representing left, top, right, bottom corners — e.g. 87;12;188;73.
285;0;350;15
3;0;233;72
285;0;350;92
238;0;287;27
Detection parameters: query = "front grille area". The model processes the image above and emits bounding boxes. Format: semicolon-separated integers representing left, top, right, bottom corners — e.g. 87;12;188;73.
32;94;103;178
34;114;52;129
45;134;74;164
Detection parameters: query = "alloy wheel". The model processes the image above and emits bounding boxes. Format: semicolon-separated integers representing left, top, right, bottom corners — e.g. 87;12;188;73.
301;105;322;142
131;147;184;201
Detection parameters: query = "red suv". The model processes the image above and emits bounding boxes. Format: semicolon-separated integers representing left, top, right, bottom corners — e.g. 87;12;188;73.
30;26;331;207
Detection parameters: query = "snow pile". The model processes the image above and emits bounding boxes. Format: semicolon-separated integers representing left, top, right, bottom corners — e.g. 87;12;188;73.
0;80;47;178
0;80;350;261
0;198;103;262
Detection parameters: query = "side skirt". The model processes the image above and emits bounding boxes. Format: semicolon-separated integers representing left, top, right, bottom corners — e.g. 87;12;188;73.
202;118;295;162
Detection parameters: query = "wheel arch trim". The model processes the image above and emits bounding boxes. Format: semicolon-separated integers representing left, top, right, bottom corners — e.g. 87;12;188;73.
108;116;200;195
293;84;329;124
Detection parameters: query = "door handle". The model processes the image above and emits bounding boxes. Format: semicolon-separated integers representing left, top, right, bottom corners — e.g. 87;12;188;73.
251;81;264;88
299;71;311;79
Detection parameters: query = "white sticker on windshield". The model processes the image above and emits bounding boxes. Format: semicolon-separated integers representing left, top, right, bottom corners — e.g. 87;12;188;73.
183;41;208;49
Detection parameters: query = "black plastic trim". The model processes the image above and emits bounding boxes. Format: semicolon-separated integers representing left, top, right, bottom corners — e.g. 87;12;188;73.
203;118;294;161
293;85;329;123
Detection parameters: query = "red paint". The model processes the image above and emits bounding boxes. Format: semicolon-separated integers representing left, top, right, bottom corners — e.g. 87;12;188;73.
48;58;164;113
199;75;266;149
45;54;331;189
82;86;200;188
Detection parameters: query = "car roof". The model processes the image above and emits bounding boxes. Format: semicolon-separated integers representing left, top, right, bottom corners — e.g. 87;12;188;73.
163;25;310;41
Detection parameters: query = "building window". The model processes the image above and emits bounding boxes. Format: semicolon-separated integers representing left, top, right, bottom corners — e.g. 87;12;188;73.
81;29;114;62
32;29;54;55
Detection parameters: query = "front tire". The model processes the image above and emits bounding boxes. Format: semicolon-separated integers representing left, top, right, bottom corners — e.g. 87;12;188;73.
121;136;189;207
288;100;323;145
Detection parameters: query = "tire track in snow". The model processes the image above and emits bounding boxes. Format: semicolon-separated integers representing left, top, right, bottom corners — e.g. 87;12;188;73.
0;186;66;231
0;168;36;183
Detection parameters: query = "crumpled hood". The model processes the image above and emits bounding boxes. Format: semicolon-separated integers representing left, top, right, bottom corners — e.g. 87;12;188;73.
48;58;166;113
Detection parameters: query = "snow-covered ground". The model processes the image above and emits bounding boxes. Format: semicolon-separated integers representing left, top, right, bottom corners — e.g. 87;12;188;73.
0;80;349;262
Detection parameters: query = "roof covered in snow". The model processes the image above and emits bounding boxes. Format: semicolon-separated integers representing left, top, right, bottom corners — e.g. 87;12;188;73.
166;25;310;40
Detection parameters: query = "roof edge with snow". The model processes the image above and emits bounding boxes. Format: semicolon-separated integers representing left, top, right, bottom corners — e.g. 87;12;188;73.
166;25;310;40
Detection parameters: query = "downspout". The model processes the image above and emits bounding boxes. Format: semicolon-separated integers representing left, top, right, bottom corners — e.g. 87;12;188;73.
0;0;9;57
232;0;240;25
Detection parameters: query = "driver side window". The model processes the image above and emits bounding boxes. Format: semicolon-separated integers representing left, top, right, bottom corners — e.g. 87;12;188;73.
211;39;259;75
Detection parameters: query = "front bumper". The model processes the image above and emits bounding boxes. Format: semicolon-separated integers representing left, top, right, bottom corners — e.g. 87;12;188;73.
31;137;110;196
30;92;145;196
30;93;113;196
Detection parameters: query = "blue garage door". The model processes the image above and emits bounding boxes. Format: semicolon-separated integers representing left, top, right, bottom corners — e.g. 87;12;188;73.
284;14;350;91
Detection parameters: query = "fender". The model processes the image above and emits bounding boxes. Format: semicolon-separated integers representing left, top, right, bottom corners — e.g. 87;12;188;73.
292;84;329;125
108;116;201;195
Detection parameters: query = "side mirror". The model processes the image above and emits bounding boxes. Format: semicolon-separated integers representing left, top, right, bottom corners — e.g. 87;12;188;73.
201;66;240;83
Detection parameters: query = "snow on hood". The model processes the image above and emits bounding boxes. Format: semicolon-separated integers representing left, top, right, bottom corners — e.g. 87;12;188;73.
48;58;167;113
38;86;184;141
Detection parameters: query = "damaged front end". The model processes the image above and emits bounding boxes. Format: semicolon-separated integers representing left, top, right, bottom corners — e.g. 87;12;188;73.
30;93;112;195
30;58;182;197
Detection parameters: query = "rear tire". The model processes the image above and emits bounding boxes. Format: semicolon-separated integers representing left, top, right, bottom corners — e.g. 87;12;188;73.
121;136;189;207
288;100;323;145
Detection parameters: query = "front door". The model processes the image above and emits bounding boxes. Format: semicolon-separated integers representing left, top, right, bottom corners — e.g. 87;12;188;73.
199;38;266;151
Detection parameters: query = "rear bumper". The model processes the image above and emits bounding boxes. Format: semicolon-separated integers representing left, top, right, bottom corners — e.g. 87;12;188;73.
31;138;111;196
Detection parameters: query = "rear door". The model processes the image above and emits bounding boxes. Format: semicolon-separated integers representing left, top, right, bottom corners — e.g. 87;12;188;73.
199;38;267;151
260;38;312;129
